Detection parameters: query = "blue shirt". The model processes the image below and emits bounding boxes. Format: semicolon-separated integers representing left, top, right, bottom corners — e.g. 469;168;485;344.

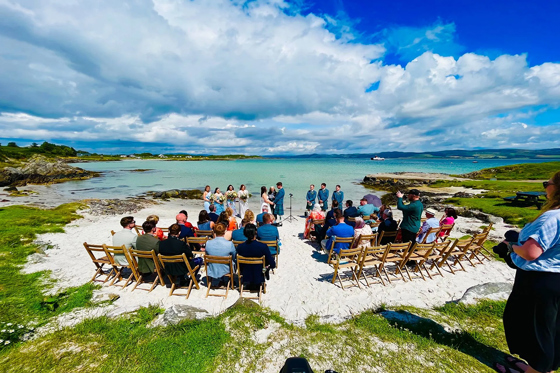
198;221;212;231
205;237;236;278
357;204;379;217
306;190;317;204
257;224;280;254
232;228;247;242
512;210;560;272
325;222;355;254
275;188;285;206
416;217;440;243
256;212;265;225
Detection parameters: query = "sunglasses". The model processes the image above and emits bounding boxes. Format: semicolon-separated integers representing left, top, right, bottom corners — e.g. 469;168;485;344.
543;181;552;188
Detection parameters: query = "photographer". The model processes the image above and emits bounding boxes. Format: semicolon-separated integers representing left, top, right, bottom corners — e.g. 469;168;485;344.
496;171;560;373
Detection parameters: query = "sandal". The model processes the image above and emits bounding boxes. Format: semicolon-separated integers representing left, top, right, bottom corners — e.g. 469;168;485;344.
494;362;521;373
506;356;528;372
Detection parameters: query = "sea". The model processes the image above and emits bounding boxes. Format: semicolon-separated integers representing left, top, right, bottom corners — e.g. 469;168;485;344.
55;158;552;208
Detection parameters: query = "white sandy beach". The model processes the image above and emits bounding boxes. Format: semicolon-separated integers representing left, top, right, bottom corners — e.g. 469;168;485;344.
24;198;516;331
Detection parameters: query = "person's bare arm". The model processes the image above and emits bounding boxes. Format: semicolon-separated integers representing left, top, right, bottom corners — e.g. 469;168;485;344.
509;238;544;261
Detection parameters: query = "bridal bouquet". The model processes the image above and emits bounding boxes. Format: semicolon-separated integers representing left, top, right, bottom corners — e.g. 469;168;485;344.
239;193;248;201
212;194;223;203
226;191;237;201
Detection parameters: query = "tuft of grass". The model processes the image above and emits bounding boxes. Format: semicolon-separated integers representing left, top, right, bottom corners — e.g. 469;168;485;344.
459;161;560;180
445;197;540;226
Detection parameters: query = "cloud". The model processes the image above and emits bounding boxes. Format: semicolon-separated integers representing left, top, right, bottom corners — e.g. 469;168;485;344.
0;1;559;154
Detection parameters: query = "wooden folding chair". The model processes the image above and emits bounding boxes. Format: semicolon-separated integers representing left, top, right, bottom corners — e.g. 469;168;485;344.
128;249;165;292
425;241;451;278
356;245;388;287
326;237;355;265
196;230;215;238
347;217;357;223
187;236;209;255
204;255;234;298
331;246;363;289
378;230;398;245
157;253;201;298
435;238;474;273
83;242;114;283
369;221;381;229
237;255;266;302
258;240;280;269
232;240;245;248
110;230;116;236
482;223;493;233
354;233;378;248
133;225;143;235
437;223;455;242
420;227;442;244
103;244;139;289
468;232;491;264
400;243;436;281
379;242;412;283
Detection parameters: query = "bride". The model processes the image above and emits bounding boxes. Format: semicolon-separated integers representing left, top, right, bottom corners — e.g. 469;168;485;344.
238;184;249;218
260;185;273;213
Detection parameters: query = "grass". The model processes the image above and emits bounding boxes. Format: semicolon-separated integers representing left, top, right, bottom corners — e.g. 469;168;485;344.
430;180;544;196
0;203;96;326
459;161;560;180
446;197;540;225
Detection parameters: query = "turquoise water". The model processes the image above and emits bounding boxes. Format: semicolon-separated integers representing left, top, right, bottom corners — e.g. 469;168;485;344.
59;158;552;207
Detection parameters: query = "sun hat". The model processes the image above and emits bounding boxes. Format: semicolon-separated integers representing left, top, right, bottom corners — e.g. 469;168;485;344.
425;208;437;216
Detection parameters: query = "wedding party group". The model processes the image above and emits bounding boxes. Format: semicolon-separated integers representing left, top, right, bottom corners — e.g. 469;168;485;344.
202;182;286;226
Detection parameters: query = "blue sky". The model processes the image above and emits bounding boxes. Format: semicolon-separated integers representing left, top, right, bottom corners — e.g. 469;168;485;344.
0;0;559;154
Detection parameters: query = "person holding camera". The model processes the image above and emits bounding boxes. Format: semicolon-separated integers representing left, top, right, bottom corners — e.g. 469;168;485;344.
496;171;560;373
396;189;423;243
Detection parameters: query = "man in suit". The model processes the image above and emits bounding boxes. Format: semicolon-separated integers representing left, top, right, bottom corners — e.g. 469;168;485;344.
256;204;269;227
208;204;219;223
158;224;198;285
332;185;344;209
343;200;359;227
257;213;280;255
318;183;329;212
321;209;354;255
112;216;137;265
133;220;160;275
306;184;317;216
236;224;276;289
232;218;249;242
378;209;399;245
274;182;285;226
176;213;195;239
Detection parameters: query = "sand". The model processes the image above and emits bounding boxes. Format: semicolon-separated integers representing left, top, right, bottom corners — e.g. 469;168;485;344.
23;198;516;331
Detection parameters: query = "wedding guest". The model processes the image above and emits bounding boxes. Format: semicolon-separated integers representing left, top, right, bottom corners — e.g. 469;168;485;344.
208;204;219;223
306;184;317;216
317;201;339;241
274;182;285;226
318;183;329;212
257;213;280;255
159;224;198;285
353;217;373;249
268;186;277;218
304;204;325;239
213;187;225;214
179;210;194;229
332;185;344;209
256;204;269;226
439;207;457;238
244;209;256;225
321;209;354;254
176;213;194;239
238;184;249;218
226;185;237;216
260;186;274;213
378;209;398;245
225;207;238;231
357;198;378;219
133;221;160;275
197;210;214;231
146;214;165;240
396;189;423;243
203;185;212;212
343;200;359;221
112;216;137;265
205;223;236;287
417;208;440;243
232;218;250;242
236;224;276;290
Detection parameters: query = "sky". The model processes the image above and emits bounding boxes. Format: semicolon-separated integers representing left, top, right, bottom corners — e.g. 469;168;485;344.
0;0;559;155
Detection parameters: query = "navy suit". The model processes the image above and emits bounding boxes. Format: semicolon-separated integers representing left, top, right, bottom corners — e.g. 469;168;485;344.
237;240;276;285
208;213;219;223
178;224;194;239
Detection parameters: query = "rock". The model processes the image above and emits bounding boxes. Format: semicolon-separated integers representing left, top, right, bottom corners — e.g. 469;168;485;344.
3;186;17;192
0;155;99;187
228;297;261;310
458;282;513;305
84;198;158;215
453;191;474;198
148;189;204;200
108;294;120;302
93;293;121;302
148;305;210;328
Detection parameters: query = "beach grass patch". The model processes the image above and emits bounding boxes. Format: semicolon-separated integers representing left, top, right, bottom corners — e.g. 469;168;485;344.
445;197;540;226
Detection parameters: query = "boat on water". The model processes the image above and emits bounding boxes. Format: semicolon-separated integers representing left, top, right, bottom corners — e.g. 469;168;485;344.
473;161;478;163
371;156;385;161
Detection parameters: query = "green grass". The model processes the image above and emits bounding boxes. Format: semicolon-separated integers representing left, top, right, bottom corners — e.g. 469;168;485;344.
446;197;540;225
0;203;96;326
459;161;560;180
430;180;544;196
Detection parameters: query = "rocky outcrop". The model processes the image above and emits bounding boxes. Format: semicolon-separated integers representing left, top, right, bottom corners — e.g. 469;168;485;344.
362;175;432;192
458;282;512;304
0;155;99;187
148;305;210;328
84;198;158;216
146;189;203;200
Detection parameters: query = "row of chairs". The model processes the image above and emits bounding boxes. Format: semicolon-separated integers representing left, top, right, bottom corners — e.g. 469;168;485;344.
326;228;492;289
84;243;270;301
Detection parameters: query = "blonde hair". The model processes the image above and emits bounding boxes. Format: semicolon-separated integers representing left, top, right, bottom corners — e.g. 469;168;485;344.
226;207;234;218
538;170;560;218
244;209;255;222
146;215;159;224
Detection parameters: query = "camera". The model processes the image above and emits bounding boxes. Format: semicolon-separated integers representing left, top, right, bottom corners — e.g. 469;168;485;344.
289;193;293;197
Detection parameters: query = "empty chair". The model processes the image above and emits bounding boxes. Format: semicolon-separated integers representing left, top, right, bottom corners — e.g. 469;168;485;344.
400;243;436;281
326;236;355;265
196;230;215;239
331;246;363;289
357;245;389;287
380;242;412;283
103;244;138;289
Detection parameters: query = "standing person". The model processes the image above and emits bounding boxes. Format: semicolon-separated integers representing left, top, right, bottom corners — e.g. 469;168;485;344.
260;186;274;213
332;185;344;209
238;184;249;218
213;187;225;214
497;171;560;373
274;182;285;226
268;186;277;219
318;183;329;212
203;185;212;213
225;185;237;216
112;216;137;265
396;189;423;243
306;184;317;216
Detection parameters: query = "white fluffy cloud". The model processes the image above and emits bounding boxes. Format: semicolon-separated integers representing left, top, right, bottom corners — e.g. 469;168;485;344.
0;0;559;154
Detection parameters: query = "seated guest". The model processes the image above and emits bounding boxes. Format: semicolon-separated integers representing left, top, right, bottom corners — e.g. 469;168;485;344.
439;207;457;238
179;210;194;228
244;210;256;225
353;217;373;249
318;204;338;242
158;224;198;284
378;209;398;245
256;205;269;227
357;198;379;220
257;213;280;254
236;224;276;290
321;209;354;254
343;200;359;226
133;221;160;275
304;204;325;239
225;207;238;231
208;204;220;223
205;223;236;286
146;214;165;240
232;218;250;242
112;216;137;265
216;212;233;240
417;208;440;243
176;213;195;239
197;210;214;231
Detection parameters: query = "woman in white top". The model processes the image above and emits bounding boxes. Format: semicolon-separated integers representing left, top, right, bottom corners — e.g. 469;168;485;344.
260;185;273;213
238;184;249;218
203;185;211;213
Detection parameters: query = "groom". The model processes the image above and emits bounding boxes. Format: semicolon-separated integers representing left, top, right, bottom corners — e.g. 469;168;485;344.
274;182;285;226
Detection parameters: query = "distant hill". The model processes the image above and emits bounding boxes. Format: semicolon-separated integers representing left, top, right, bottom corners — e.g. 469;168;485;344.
275;148;560;159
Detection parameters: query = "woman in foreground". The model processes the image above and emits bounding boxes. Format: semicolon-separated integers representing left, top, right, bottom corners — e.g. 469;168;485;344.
497;170;560;373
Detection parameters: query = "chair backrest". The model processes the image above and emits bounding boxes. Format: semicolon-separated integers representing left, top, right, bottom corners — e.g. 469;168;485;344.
337;246;363;259
421;227;442;244
387;241;412;253
204;255;234;277
432;241;452;256
406;242;435;262
83;242;108;264
187;236;209;246
472;232;488;246
232;240;245;248
355;233;378;248
236;255;265;279
362;215;371;221
258;240;279;253
129;248;164;277
312;219;325;225
134;225;143;235
347;217;357;222
369;221;380;228
482;223;493;233
378;230;398;243
197;230;214;238
439;223;454;236
103;244;140;280
361;245;388;264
